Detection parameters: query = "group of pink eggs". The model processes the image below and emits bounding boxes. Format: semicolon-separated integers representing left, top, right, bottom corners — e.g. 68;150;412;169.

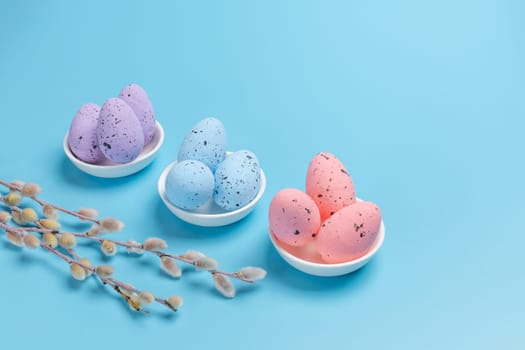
269;152;382;264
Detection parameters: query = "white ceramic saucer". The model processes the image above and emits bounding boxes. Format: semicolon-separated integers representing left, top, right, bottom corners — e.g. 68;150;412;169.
157;158;266;227
64;121;164;178
269;216;385;277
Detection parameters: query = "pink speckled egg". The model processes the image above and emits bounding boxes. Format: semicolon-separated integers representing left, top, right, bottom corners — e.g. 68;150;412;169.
269;188;321;247
316;201;381;263
97;98;144;163
67;103;105;164
306;152;356;221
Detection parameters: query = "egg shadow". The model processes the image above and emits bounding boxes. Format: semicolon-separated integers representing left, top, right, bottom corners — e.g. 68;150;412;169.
264;234;379;294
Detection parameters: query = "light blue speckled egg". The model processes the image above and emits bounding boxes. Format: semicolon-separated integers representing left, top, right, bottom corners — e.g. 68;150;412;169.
165;160;215;210
67;103;105;164
97;98;144;164
213;150;261;211
177;117;227;172
118;84;156;145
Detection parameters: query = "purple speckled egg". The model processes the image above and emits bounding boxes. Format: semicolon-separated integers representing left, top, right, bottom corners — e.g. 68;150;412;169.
118;84;156;145
97;98;144;164
67;103;105;164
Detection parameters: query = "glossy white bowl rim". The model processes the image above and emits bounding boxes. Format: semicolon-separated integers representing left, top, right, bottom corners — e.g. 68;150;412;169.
269;201;385;276
158;157;266;226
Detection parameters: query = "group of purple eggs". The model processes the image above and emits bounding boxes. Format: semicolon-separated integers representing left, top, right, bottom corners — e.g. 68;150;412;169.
67;84;156;165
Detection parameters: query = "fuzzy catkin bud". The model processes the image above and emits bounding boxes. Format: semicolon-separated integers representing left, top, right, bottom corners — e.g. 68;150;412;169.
5;192;22;206
11;180;24;188
160;256;182;278
42;232;58;248
0;211;11;223
194;256;218;271
166;296;183;311
101;240;117;256
213;273;235;298
118;283;136;297
58;233;76;249
128;295;142;311
237;267;267;282
6;231;24;247
42;205;58;219
70;263;86;281
138;291;155;305
143;238;168;251
11;211;27;225
21;183;41;197
21;208;38;223
23;234;40;249
100;218;124;232
87;224;102;236
39;219;60;230
78;258;93;276
94;265;115;278
126;240;145;254
181;250;205;261
78;208;99;220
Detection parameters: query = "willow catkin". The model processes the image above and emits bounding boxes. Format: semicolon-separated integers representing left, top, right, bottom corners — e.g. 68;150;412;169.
160;256;182;278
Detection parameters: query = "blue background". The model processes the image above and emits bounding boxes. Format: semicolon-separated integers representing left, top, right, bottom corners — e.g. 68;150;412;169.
1;0;524;348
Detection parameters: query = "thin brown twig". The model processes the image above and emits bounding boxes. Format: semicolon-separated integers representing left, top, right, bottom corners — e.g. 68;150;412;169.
0;222;178;313
16;223;256;283
0;178;266;310
0;179;100;224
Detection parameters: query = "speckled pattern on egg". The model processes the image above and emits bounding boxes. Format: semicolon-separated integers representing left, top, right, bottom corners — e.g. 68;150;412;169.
118;84;156;145
97;97;145;164
316;201;382;263
177;117;227;172
269;188;321;247
213;150;261;211
165;160;215;210
67;103;105;164
306;152;356;221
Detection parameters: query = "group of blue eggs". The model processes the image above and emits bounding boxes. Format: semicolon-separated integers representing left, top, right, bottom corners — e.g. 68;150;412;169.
165;117;262;212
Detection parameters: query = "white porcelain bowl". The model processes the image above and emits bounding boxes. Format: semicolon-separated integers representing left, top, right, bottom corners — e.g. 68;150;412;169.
158;158;266;227
269;218;385;277
64;121;164;178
